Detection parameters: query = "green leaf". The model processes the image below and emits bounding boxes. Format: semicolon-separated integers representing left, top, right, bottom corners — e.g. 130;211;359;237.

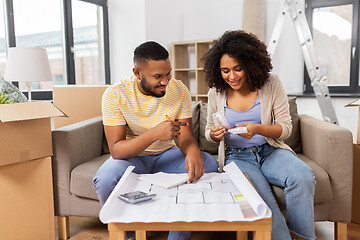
0;92;14;104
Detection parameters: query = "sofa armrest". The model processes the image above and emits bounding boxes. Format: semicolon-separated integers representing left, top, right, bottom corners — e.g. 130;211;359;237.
299;114;353;222
52;116;104;216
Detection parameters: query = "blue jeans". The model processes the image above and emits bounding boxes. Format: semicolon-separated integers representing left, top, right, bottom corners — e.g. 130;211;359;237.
93;148;218;240
225;143;315;240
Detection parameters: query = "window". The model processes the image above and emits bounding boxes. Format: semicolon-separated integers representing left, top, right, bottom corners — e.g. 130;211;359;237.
0;0;6;76
32;81;40;90
54;74;64;85
1;0;110;100
12;0;64;92
63;0;110;86
305;0;359;94
72;0;107;85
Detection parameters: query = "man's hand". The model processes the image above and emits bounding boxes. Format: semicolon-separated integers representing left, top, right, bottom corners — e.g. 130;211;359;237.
210;126;226;142
150;120;188;141
185;148;204;183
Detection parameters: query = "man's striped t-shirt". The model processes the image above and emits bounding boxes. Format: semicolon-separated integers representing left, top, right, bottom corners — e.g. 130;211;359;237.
102;75;192;156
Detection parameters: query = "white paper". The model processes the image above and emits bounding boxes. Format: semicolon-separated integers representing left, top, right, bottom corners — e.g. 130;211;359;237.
138;172;188;189
203;192;235;204
99;163;271;224
212;111;232;129
223;162;271;218
178;182;211;191
213;111;248;134
228;127;248;134
211;181;238;192
177;192;204;204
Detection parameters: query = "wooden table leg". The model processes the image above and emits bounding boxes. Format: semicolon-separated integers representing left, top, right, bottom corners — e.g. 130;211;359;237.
109;230;126;240
136;230;147;240
253;230;271;240
236;231;248;240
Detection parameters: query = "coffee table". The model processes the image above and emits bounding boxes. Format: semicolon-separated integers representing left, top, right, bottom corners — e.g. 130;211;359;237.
107;217;271;240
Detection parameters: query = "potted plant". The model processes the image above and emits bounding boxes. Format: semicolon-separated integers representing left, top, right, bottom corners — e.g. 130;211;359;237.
0;92;14;104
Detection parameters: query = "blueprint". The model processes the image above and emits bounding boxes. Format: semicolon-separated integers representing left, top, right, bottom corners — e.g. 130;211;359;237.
99;162;271;223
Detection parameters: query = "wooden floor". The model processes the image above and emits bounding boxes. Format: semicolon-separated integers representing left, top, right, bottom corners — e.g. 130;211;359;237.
55;217;360;240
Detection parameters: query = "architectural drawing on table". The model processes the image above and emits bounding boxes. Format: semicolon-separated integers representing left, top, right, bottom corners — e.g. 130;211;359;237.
140;173;258;218
176;191;235;204
100;165;270;223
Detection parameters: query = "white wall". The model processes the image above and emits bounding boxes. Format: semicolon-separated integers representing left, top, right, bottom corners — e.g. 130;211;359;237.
265;0;304;94
108;0;146;80
145;0;244;52
108;0;358;142
296;97;358;143
108;0;243;81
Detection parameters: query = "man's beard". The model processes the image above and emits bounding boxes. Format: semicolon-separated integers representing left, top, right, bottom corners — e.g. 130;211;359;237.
139;76;166;98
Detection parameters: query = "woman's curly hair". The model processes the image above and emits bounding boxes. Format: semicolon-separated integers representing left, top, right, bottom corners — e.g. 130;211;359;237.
202;30;272;92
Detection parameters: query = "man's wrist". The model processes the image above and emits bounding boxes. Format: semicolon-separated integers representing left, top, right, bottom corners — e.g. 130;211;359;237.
143;128;158;143
186;144;201;155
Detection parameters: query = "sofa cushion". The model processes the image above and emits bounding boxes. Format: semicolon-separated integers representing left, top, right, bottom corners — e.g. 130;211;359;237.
272;153;332;207
199;101;219;154
102;132;110;154
70;154;110;200
284;97;302;153
191;101;200;141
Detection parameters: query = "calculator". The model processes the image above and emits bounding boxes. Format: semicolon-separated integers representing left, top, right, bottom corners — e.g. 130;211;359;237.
118;191;156;204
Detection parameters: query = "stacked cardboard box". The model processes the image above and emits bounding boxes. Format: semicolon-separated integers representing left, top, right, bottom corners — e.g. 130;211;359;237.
53;85;108;129
345;99;360;224
0;101;65;240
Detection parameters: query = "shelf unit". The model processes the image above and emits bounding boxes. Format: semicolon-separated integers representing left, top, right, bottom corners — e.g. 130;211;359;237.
171;40;213;102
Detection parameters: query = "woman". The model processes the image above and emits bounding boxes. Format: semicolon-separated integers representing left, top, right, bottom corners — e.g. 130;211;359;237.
203;30;315;240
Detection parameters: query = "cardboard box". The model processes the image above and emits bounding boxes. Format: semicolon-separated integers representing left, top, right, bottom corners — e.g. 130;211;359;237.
345;99;360;144
0;101;64;239
352;144;360;224
0;157;55;240
53;85;108;129
0;101;65;167
345;100;360;224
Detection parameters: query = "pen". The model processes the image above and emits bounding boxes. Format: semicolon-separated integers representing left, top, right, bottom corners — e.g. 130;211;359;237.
165;114;173;122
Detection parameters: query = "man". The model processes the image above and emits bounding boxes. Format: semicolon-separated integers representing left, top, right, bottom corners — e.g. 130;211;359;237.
93;41;218;240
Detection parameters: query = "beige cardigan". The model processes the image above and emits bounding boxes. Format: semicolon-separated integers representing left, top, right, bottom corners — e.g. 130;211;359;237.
205;73;294;172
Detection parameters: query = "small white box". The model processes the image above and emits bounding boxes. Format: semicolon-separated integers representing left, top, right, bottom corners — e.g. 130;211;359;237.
228;127;248;134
